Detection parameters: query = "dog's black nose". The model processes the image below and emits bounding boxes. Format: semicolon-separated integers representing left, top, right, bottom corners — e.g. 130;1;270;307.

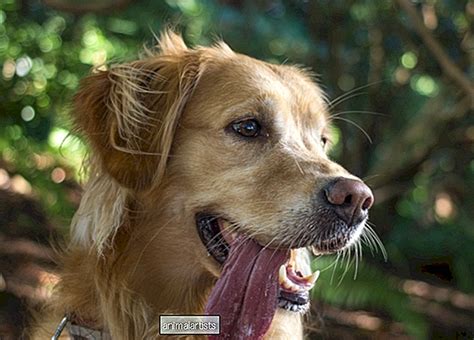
323;178;374;226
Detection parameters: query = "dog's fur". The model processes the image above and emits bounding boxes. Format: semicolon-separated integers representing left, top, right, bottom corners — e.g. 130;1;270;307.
36;31;365;339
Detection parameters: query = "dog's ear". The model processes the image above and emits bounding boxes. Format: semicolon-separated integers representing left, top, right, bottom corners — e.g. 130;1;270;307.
73;32;201;190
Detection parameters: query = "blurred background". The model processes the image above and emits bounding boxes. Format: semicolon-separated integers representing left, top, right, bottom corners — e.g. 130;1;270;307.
0;0;472;338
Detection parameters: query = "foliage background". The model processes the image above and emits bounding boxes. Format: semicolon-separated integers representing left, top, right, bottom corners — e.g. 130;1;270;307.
0;0;472;338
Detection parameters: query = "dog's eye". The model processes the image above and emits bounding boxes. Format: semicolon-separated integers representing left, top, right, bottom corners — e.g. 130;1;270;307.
231;119;262;138
321;136;329;148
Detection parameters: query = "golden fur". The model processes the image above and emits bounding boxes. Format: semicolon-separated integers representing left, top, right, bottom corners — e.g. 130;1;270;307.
34;31;363;339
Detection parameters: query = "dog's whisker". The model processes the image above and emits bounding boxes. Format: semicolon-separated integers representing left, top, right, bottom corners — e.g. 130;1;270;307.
364;230;379;256
130;216;178;278
313;252;337;274
329;116;373;144
261;236;283;263
360;232;376;256
292;156;305;176
328;80;385;109
366;220;377;227
354;239;362;280
204;219;279;255
337;246;354;287
340;246;347;270
331;250;342;285
330;110;388;119
361;174;381;183
329;252;341;285
364;223;387;260
329;91;369;109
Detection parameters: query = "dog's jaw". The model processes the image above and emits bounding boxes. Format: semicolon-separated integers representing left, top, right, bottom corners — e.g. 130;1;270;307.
123;199;309;339
122;210;308;340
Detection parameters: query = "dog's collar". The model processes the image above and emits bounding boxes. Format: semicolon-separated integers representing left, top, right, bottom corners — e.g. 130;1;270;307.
52;314;111;340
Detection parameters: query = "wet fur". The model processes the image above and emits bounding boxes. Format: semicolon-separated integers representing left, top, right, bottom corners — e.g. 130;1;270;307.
34;31;364;339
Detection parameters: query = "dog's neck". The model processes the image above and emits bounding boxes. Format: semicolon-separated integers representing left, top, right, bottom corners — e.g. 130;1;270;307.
56;202;214;333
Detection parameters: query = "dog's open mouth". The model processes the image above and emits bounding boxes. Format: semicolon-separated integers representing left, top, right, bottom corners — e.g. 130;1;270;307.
197;213;322;337
196;214;232;264
196;214;320;309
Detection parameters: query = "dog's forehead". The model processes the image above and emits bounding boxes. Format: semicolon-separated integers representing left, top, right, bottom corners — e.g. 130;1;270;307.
193;54;328;130
261;63;328;139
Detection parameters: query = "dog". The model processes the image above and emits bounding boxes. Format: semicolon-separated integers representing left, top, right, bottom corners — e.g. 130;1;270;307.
39;30;375;339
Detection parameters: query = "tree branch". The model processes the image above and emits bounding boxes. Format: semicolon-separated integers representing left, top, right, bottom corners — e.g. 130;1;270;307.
368;95;471;189
395;0;474;101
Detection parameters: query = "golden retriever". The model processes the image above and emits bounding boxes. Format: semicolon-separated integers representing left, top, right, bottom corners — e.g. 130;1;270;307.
40;30;374;339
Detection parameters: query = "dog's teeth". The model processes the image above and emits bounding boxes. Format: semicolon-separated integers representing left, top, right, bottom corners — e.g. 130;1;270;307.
288;249;296;268
293;248;313;276
306;270;320;286
279;265;287;284
311;245;321;256
278;265;294;291
278;265;303;293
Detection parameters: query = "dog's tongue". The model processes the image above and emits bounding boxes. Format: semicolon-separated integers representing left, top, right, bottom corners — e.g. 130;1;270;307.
205;236;288;339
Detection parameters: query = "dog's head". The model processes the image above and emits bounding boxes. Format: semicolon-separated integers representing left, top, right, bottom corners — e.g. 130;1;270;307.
73;31;374;327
